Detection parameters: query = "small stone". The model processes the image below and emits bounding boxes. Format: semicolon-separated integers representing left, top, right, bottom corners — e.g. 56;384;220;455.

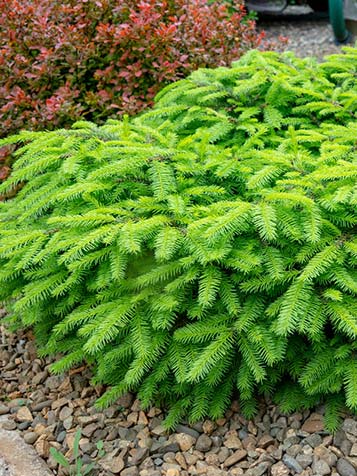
195;434;212;452
33;423;47;434
32;371;48;385
100;455;125;474
351;443;357;457
176;433;196;452
341;440;353;456
16;406;33;422
138;411;149;425
337;458;357;476
224;434;242;450
0;405;10;415
203;420;216;435
302;414;324;433
152;425;166;436
258;434;275;449
77;415;99;425
163;451;175;463
121;467;139;476
131;399;142;412
271;461;290;476
127;412;138;425
246;462;271;476
57;430;67;443
296;454;313;469
216;418;226;426
175;424;200;439
334;430;347;447
248;421;258;436
157;442;180;454
286;444;302;457
51;398;68;410
35;439;50;458
282;454;303;474
59;406;73;421
314;446;337;467
82;423;97;437
166;470;180;476
303;433;321;449
117;393;134;409
24;432;39;445
2;420;16;430
18;421;32;431
31;400;53;412
131;447;149;465
223;449;247;468
63;416;73;430
242;435;257;451
175;452;187;469
343;420;357;437
312;459;331;475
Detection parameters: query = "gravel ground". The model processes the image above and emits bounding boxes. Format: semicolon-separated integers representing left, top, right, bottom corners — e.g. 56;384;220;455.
257;6;344;59
2;328;357;476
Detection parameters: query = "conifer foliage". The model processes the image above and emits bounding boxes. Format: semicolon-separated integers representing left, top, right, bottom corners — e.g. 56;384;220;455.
1;48;357;430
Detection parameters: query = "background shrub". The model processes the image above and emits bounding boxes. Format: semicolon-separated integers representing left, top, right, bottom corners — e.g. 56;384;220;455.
0;0;262;137
1;48;357;431
0;0;264;184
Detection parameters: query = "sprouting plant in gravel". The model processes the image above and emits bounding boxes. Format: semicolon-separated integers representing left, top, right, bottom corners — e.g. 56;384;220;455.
50;429;105;476
0;47;357;432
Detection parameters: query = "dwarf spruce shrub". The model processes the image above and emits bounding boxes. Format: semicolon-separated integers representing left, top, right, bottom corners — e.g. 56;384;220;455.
1;49;357;431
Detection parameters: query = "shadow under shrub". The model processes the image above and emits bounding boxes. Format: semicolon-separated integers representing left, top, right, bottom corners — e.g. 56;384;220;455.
1;48;357;431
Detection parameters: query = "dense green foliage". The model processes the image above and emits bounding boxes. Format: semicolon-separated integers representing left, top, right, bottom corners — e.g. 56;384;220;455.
1;48;357;431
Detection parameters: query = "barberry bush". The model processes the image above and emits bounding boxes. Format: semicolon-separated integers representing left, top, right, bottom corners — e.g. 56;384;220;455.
1;48;357;431
0;0;262;137
0;0;263;183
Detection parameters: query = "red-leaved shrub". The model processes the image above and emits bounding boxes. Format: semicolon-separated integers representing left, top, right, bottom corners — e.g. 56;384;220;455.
0;0;264;132
0;0;265;182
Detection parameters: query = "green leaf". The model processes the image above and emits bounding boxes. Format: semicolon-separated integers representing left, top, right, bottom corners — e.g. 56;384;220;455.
49;447;70;468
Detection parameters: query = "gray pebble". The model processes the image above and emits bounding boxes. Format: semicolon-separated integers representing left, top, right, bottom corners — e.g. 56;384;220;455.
0;405;10;415
282;436;300;450
286;444;302;457
312;459;331;475
304;433;322;448
59;406;73;421
157;442;180;454
31;400;53;412
211;436;223;447
56;430;66;443
17;421;31;430
296;453;313;469
63;416;73;430
121;468;139;476
175;424;200;439
337;458;357;476
334;430;347;447
246;462;271;476
23;432;39;445
239;429;248;440
341;440;353;457
153;458;163;466
195;434;212;452
282;454;303;474
343;420;357;437
32;371;48;385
